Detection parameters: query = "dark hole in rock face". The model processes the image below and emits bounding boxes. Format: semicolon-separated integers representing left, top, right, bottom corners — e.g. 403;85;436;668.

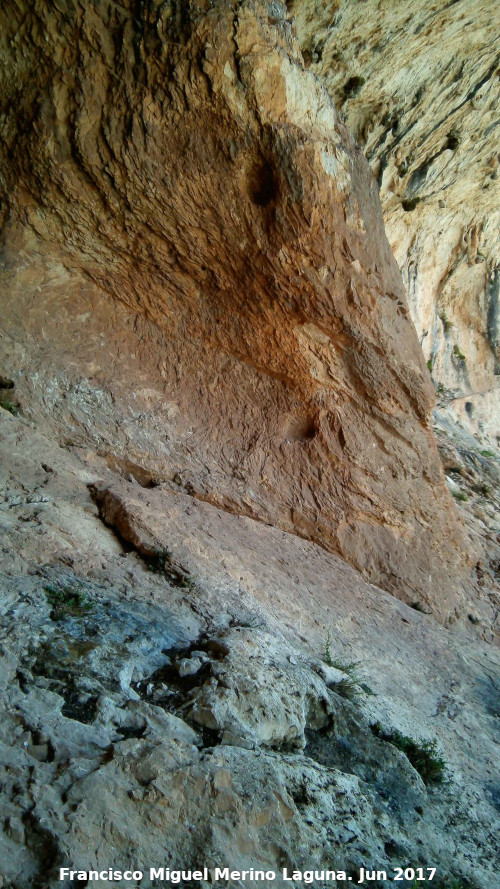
342;75;365;99
465;401;473;415
61;691;99;725
247;160;277;206
115;724;146;741
402;196;421;212
282;414;317;442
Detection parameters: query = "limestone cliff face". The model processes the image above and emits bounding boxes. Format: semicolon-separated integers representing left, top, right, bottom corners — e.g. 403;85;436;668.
290;0;500;443
0;0;472;617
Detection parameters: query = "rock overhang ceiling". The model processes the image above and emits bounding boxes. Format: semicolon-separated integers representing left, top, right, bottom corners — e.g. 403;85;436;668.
1;0;496;619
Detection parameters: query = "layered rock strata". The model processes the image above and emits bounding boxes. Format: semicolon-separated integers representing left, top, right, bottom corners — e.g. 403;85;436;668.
290;0;500;442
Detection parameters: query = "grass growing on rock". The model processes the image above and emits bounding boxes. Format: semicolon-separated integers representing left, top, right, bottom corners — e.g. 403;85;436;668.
324;630;333;667
370;723;446;785
0;397;19;415
144;548;194;590
43;584;91;620
324;634;374;700
439;311;453;333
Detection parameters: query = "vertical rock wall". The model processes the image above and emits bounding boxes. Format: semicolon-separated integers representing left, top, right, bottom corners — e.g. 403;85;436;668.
0;0;472;618
290;0;500;443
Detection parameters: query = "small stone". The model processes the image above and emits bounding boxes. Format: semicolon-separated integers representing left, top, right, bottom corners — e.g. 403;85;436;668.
27;743;49;762
5;820;24;844
220;730;255;749
289;655;297;665
190;650;210;662
178;657;203;678
315;663;349;686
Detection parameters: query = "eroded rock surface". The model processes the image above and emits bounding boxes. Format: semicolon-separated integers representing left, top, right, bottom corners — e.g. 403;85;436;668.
0;0;476;617
290;0;500;441
1;6;499;884
0;410;499;889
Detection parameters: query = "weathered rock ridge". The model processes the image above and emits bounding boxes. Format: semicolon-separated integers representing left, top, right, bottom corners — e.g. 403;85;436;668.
290;0;500;442
0;0;474;618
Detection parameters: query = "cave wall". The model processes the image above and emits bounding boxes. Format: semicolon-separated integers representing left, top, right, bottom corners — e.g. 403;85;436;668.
0;0;473;618
289;0;500;444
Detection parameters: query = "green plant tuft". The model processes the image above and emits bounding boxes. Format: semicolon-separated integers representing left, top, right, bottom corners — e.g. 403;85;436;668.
145;548;194;590
439;311;453;333
370;723;446;784
43;584;91;620
330;659;361;675
452;491;468;502
333;676;363;701
452;344;466;361
328;658;374;700
480;449;495;458
324;630;333;667
0;397;19;415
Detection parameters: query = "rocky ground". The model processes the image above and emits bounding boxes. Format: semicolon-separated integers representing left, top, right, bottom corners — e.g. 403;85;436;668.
433;410;500;633
1;404;499;889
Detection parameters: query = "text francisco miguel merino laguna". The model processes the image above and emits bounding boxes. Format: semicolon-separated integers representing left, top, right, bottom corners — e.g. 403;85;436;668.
59;867;395;884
